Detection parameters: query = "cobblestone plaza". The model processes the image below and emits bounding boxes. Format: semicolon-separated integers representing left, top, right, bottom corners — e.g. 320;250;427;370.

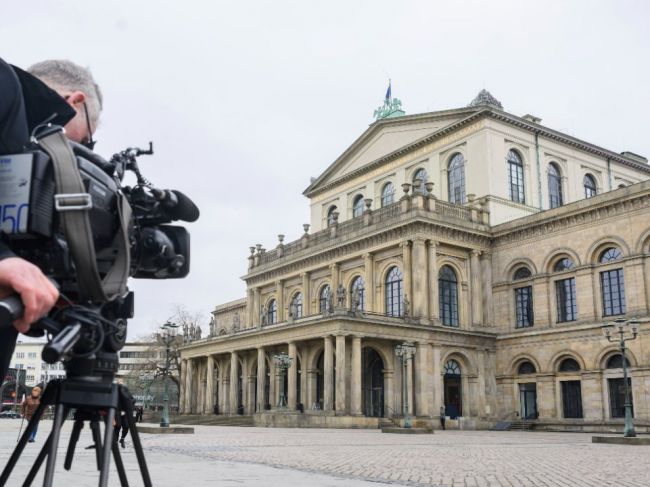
1;420;648;486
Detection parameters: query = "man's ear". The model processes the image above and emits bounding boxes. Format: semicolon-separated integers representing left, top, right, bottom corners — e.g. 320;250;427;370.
67;90;86;106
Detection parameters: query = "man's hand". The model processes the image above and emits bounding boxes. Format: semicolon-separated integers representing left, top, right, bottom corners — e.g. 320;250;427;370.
0;257;58;333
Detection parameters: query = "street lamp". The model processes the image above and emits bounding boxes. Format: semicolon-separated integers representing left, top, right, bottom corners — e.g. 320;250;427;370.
273;352;292;409
395;341;416;428
602;317;639;438
159;321;179;427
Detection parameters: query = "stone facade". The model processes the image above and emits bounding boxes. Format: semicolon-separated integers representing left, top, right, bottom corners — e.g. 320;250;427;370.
180;93;650;430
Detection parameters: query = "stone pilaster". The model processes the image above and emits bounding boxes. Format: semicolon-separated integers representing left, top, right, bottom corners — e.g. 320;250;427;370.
580;371;604;420
400;241;412;305
307;368;318;409
301;272;311;315
246;374;256;414
536;374;556;419
432;346;443;413
364;253;375;312
470;249;483;326
406;355;414;415
179;359;187;414
184;358;193;413
335;334;347;412
412;237;428;319
205;355;214;414
253;287;261;327
415;342;432;417
323;335;334;411
428;241;439;321
480;251;493;326
275;280;284;322
329;263;340;293
384;369;395;418
257;348;265;412
229;352;239;415
287;342;297;409
350;336;362;415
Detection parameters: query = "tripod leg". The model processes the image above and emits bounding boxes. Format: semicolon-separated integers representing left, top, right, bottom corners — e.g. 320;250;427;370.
111;438;130;487
98;407;116;487
90;419;103;471
0;397;50;485
42;402;66;487
63;418;84;470
120;387;152;487
22;430;54;487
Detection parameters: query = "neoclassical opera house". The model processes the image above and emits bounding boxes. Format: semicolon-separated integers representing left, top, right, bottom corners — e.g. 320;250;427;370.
179;90;650;431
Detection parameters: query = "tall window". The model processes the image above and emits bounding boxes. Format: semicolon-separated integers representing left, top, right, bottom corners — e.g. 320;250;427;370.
290;292;303;319
412;168;428;194
507;150;525;204
448;153;466;204
606;354;633;418
327;206;338;226
548;163;563;208
381;182;395;206
352;194;365;217
319;285;331;313
350;276;365;311
599;247;625;316
515;286;534;328
554;258;576;323
267;299;277;324
439;265;459;327
583;174;597;198
385;266;403;317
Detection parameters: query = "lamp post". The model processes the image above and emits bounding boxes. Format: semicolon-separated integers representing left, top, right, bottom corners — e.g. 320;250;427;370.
395;341;416;428
603;317;639;438
273;352;292;409
159;321;179;427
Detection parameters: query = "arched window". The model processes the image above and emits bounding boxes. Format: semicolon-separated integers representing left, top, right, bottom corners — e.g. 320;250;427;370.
439;265;459;327
352;194;365;218
447;153;466;204
327;206;338;226
319;285;331;313
599;248;625;316
548;163;563;208
517;361;536;375
583;174;597;198
553;258;574;272
412;168;428;194
385;266;403;317
444;360;461;376
554;258;577;323
600;247;622;263
513;266;532;281
267;299;277;324
559;358;581;372
507;150;525;204
381;182;395;206
606;354;630;369
290;292;303;319
350;276;365;312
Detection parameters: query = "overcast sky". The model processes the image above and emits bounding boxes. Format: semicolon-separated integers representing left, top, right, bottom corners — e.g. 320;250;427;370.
5;0;650;339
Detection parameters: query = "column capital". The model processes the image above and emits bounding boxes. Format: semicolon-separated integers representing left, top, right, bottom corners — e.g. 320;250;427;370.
479;249;492;258
363;252;374;261
329;262;339;271
275;279;284;286
300;271;310;279
399;240;411;249
471;249;482;257
427;239;439;249
412;236;427;245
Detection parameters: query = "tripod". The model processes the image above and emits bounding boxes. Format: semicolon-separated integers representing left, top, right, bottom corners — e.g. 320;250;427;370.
0;378;152;487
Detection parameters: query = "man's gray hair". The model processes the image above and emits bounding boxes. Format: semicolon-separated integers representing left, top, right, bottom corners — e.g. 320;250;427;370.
28;60;103;127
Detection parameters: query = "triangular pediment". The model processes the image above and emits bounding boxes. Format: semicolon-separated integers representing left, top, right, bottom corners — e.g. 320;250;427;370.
305;108;479;196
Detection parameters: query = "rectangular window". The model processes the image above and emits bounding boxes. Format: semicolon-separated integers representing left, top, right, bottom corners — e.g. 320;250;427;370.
515;286;534;328
555;278;577;322
561;380;583;418
15;352;24;359
601;269;626;316
28;352;37;359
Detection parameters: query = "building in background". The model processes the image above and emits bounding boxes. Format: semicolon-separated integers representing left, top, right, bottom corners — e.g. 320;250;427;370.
165;90;650;430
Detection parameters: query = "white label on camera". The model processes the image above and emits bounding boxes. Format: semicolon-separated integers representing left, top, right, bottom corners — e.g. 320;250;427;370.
0;153;33;234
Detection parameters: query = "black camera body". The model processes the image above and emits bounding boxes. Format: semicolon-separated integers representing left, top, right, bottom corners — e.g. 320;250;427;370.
0;141;195;301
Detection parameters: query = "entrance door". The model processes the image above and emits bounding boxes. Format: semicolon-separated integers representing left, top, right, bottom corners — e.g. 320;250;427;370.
608;377;633;418
362;348;384;417
519;383;537;419
561;380;583;419
443;360;462;419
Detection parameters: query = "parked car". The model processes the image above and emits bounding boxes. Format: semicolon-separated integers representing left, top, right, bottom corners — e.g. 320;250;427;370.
0;410;21;419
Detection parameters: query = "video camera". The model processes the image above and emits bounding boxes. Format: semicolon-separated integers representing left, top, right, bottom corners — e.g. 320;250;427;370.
0;126;199;377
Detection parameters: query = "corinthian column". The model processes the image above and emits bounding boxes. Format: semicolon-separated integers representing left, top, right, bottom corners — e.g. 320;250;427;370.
335;334;347;412
287;342;297;409
323;335;334;411
275;280;285;322
400;241;412;305
301;272;311;315
205;355;214;414
411;237;427;318
428;241;439;321
229;352;239;415
363;253;375;313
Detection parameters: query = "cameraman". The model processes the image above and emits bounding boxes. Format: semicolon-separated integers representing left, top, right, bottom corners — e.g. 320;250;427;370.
0;59;101;379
